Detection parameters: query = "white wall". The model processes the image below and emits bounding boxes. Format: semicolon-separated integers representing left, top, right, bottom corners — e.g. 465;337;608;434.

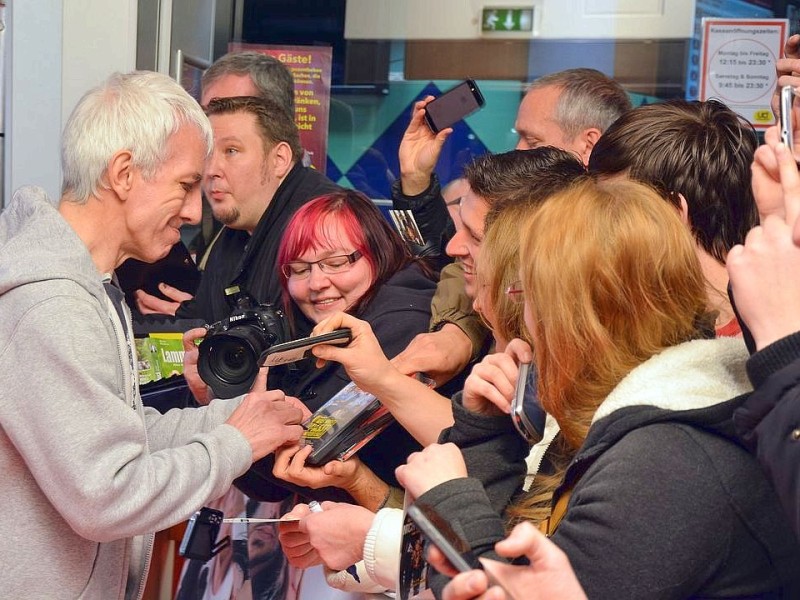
345;0;695;41
5;0;63;203
62;0;138;124
4;0;137;205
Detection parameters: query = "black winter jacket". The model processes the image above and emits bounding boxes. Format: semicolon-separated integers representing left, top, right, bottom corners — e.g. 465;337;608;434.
734;329;800;540
419;338;800;599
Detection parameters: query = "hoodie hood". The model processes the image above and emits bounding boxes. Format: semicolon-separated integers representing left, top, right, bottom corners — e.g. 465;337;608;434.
579;336;752;462
594;336;751;422
0;186;105;300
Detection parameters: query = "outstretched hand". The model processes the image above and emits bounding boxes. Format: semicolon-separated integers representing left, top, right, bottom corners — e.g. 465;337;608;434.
278;501;375;571
391;323;472;387
310;313;398;395
395;443;467;500
273;444;361;490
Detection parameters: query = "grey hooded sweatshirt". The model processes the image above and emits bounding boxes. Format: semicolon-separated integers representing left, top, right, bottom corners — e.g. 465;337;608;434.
0;186;252;599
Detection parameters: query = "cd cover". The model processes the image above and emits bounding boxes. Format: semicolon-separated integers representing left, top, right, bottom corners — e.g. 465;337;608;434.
301;381;390;465
302;375;434;465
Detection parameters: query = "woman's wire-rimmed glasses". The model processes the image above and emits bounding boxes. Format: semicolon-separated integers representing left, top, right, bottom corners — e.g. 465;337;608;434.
282;250;362;280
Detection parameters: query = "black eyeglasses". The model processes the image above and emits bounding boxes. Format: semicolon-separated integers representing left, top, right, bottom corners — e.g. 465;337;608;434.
281;250;362;280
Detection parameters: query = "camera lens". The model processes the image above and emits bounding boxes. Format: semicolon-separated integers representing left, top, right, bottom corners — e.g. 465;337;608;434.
198;324;272;398
212;338;253;382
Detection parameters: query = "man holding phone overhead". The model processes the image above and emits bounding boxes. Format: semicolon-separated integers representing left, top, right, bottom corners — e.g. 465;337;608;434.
391;68;631;386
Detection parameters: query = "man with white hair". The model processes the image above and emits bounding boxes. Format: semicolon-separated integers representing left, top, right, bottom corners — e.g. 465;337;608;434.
0;71;304;599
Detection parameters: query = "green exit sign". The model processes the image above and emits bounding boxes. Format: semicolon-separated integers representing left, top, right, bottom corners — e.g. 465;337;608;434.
481;7;534;33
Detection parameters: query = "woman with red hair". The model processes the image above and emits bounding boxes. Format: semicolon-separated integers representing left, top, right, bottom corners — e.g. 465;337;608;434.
235;189;436;510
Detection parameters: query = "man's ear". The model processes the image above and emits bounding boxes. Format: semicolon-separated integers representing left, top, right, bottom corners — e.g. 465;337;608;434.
676;192;691;227
576;127;602;165
271;141;295;179
106;150;134;200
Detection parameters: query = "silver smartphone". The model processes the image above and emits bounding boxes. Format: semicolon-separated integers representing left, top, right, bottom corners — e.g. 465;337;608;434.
511;362;537;443
781;85;795;149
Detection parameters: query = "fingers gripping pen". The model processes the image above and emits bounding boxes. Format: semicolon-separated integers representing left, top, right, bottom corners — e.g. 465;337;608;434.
307;501;361;583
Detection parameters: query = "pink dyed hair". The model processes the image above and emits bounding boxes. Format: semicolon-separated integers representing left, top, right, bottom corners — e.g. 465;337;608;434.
277;190;410;317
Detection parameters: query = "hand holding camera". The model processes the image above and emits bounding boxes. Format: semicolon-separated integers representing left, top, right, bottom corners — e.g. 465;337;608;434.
182;326;213;405
197;288;290;399
196;286;353;399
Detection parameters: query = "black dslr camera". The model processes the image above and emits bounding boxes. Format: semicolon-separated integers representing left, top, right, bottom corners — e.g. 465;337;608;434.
198;287;289;399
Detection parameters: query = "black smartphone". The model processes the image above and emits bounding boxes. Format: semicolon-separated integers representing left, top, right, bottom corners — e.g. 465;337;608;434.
424;79;486;133
259;328;352;367
511;362;537;443
406;502;482;573
781;85;794;149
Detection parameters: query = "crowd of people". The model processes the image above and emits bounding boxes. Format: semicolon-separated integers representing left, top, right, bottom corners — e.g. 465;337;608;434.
5;31;800;600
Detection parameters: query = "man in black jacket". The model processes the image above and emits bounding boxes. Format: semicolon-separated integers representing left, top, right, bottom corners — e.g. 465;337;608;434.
174;96;339;323
135;53;339;322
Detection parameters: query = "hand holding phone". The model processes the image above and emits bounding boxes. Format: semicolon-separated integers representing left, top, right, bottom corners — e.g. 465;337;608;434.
424;79;485;133
404;503;514;596
406;502;482;574
260;328;352;367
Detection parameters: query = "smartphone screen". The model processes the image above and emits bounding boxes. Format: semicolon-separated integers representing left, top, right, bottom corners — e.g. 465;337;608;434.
424;79;485;133
259;328;352;367
781;85;794;149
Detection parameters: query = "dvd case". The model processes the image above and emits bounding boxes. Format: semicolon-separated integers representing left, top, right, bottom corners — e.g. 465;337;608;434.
302;375;434;465
301;382;388;465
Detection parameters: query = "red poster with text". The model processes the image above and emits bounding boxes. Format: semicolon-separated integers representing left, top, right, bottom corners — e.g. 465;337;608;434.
228;43;332;174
